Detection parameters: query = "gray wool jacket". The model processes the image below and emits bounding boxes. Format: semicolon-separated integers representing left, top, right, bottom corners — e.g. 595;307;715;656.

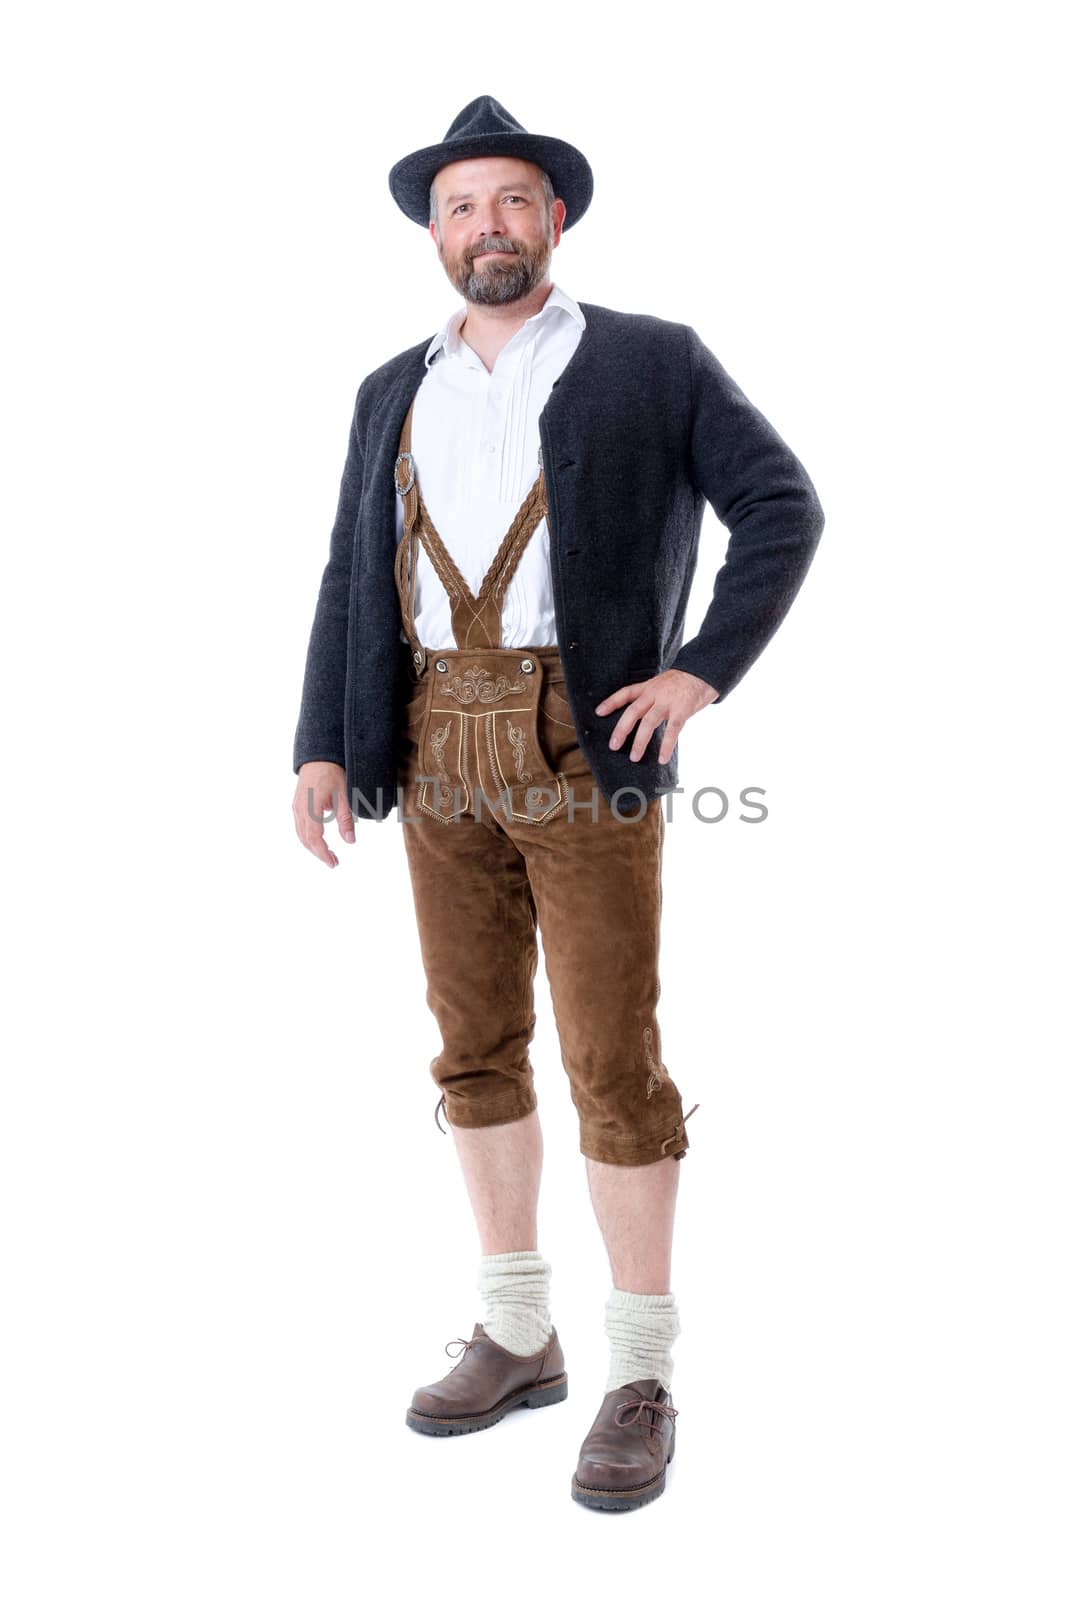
292;300;825;821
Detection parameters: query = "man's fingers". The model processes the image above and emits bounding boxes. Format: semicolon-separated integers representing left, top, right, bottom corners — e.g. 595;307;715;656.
291;763;350;869
592;670;710;764
607;695;662;753
292;786;340;867
602;686;686;761
657;718;682;764
310;821;339;867
625;703;670;762
335;787;356;845
608;705;641;751
293;807;338;868
595;679;646;715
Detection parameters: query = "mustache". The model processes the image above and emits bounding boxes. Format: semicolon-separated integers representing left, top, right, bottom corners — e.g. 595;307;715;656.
471;241;520;259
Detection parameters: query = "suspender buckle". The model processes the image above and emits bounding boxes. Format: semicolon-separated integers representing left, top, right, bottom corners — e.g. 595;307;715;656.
394;451;416;495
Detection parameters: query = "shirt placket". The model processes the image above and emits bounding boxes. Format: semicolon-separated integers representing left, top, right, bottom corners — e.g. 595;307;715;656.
479;328;534;643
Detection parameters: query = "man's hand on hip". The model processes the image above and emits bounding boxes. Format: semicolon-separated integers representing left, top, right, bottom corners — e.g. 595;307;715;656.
292;762;355;867
595;669;720;765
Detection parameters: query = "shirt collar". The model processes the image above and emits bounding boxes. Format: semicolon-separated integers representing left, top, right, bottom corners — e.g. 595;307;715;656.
424;281;586;368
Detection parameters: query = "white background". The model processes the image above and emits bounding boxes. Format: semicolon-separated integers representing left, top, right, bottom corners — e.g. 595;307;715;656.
2;2;1063;1595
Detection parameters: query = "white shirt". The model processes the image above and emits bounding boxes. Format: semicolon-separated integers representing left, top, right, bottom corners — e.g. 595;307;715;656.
394;281;586;648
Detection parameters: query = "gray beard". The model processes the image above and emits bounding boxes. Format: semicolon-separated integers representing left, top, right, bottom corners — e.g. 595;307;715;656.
443;239;552;305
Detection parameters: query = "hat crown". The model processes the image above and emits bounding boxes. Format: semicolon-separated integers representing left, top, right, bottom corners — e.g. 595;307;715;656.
441;95;528;146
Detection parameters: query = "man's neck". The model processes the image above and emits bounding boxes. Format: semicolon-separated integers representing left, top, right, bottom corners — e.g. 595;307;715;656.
458;279;554;374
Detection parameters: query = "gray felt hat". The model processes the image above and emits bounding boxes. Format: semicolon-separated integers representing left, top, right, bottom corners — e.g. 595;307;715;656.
388;94;594;232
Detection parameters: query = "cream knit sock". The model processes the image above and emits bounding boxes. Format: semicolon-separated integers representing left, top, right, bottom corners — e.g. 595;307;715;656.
476;1250;554;1357
604;1287;681;1393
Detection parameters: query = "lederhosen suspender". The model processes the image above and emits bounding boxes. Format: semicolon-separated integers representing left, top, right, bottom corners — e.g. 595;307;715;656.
393;396;549;669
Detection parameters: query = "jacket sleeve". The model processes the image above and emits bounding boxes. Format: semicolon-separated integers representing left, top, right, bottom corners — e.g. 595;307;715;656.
292;379;369;773
667;325;825;700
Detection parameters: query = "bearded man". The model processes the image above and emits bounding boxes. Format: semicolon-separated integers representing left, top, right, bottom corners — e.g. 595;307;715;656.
292;94;824;1511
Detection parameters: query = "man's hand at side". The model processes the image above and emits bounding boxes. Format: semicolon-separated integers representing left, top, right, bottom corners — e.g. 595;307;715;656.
292;762;356;867
595;669;720;765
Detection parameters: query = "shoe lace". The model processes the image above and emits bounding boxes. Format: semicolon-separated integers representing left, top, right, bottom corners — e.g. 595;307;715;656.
444;1335;476;1369
613;1395;679;1432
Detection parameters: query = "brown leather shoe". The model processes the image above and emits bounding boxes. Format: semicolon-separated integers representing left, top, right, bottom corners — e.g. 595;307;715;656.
571;1378;677;1510
406;1322;568;1436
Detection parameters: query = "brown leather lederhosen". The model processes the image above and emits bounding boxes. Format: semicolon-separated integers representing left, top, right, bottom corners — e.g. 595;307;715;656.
390;396;699;1165
393;396;572;826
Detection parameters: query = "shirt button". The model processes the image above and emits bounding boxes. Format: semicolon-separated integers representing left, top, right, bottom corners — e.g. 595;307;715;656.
488;443;496;453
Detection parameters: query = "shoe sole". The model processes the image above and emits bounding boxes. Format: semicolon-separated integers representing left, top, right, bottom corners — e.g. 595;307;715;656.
570;1438;675;1511
405;1372;568;1436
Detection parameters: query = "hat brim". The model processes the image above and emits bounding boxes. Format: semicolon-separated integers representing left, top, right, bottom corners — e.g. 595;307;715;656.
388;132;593;231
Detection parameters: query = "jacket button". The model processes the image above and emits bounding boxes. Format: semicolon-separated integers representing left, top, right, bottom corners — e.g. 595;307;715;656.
568;641;579;650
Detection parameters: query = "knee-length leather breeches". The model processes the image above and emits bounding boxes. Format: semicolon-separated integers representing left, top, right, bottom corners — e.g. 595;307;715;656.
392;399;697;1165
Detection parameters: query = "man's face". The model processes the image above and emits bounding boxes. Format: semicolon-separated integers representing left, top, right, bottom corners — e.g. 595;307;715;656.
429;156;564;306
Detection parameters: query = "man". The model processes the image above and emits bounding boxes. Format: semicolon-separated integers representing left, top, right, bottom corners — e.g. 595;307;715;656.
291;95;824;1511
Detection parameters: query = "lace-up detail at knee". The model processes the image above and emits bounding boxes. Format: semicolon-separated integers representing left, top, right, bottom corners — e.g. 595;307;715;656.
660;1102;700;1158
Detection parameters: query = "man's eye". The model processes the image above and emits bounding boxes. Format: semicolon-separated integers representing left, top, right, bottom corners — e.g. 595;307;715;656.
454;196;524;215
